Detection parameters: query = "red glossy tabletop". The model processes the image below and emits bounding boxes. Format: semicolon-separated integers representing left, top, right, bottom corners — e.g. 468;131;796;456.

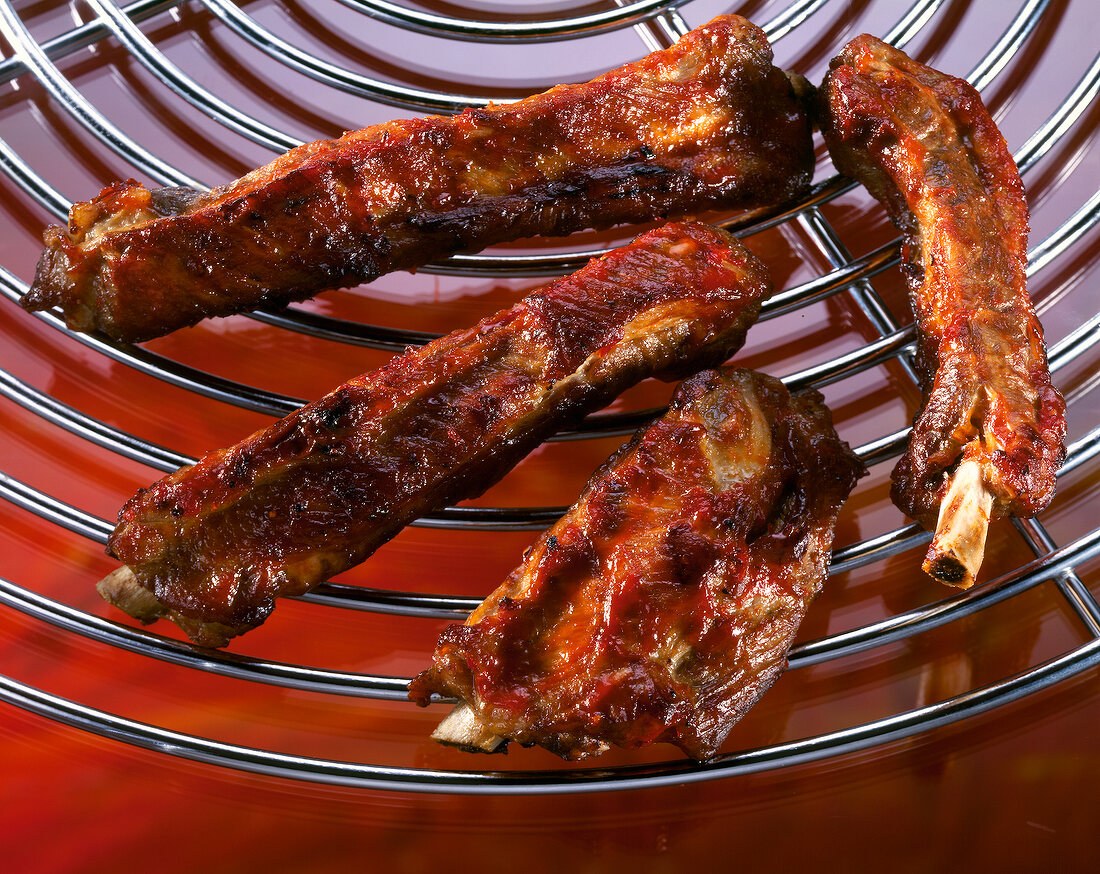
1;1;1098;871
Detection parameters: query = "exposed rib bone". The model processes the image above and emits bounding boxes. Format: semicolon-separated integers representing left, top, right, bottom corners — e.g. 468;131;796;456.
96;565;165;623
922;459;994;588
431;704;506;753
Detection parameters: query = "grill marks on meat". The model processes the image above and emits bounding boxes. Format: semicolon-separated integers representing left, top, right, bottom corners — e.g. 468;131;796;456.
100;222;771;647
818;36;1066;587
22;15;813;343
409;369;864;760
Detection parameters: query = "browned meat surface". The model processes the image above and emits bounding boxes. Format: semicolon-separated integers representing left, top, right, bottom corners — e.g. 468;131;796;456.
818;35;1065;585
22;15;813;343
409;369;864;760
101;222;771;647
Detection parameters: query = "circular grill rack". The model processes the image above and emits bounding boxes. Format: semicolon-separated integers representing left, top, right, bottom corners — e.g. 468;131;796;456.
0;0;1098;795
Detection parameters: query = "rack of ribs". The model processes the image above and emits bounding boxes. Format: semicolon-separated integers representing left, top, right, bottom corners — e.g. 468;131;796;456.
21;14;813;344
98;222;771;647
409;368;864;760
818;36;1066;588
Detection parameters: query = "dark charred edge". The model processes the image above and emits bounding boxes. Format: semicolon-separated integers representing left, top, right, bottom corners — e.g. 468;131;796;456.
21;15;814;344
923;554;968;585
414;368;863;761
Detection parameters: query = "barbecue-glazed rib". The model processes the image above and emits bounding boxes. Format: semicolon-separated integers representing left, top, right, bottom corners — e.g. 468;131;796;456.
409;369;864;760
100;222;770;647
818;36;1066;587
22;15;813;344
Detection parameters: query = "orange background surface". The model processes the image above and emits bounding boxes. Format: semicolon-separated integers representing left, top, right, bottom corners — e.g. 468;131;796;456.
1;1;1099;871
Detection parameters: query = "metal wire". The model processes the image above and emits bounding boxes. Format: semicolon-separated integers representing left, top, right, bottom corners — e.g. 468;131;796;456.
0;0;1097;793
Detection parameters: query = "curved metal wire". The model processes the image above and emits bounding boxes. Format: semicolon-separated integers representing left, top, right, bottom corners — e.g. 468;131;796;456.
2;422;1097;707
2;168;1094;528
330;0;691;43
194;0;832;113
0;0;200;188
0;0;179;85
0;0;1098;793
85;0;303;153
3;633;1098;794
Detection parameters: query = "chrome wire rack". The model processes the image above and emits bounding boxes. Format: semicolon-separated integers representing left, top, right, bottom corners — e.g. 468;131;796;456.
1;0;1098;794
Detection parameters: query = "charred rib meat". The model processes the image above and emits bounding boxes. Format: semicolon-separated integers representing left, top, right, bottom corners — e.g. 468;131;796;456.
23;15;813;343
818;36;1066;586
101;222;771;647
409;369;864;760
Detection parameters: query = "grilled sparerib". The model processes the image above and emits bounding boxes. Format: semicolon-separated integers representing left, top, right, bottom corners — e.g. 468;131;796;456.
409;369;864;760
101;222;770;647
818;36;1066;586
23;15;812;343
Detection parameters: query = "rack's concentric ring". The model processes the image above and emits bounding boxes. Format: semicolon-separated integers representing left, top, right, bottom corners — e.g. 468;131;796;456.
0;0;1097;794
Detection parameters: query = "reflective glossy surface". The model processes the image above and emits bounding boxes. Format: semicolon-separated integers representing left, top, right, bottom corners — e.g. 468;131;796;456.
2;0;1099;870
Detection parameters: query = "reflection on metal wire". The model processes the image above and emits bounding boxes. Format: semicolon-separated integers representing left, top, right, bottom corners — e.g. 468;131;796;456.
0;0;1097;792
